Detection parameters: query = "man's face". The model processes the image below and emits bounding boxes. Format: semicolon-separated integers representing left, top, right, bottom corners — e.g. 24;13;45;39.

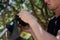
44;0;60;10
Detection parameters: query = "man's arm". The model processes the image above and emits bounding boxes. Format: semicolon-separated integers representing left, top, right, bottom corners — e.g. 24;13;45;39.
29;21;57;40
19;10;58;40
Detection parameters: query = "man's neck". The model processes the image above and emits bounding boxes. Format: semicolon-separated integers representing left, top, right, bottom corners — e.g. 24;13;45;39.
54;7;60;18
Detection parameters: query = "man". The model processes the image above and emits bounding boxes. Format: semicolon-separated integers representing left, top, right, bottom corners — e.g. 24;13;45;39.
18;0;60;40
44;0;60;37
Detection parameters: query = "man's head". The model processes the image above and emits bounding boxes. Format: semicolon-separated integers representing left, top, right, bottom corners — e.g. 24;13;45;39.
44;0;60;11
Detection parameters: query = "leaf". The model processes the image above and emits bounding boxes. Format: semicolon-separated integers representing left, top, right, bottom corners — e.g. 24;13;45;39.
0;4;5;10
20;31;31;39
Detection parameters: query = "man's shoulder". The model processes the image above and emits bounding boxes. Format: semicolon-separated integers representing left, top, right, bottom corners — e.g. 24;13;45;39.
48;16;55;23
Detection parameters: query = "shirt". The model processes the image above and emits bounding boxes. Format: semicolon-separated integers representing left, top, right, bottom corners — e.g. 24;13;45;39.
47;16;60;36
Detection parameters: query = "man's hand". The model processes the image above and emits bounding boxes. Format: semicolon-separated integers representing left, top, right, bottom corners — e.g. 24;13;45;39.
20;25;32;33
56;30;60;40
18;10;37;24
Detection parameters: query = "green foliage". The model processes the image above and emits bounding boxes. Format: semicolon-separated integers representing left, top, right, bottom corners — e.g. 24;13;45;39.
0;22;3;26
18;0;25;4
35;0;43;8
0;0;2;3
20;32;31;40
0;4;5;10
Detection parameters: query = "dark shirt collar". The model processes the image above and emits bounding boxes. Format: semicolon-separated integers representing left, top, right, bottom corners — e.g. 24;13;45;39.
54;16;60;20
